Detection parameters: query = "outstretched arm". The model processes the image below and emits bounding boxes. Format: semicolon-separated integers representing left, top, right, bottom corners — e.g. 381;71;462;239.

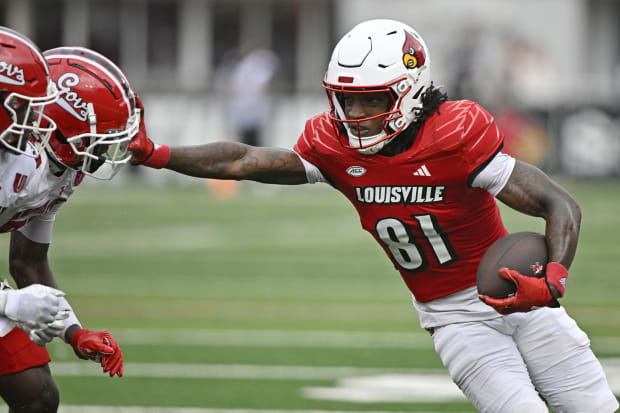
166;143;309;185
129;95;309;185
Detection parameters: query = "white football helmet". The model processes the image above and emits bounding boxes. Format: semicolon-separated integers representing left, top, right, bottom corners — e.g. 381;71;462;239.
323;19;431;155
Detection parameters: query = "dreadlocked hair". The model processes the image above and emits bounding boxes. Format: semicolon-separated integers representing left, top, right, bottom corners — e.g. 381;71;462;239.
379;82;448;156
414;82;448;125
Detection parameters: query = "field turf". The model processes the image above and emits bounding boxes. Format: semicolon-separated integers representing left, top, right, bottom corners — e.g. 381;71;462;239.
0;178;618;411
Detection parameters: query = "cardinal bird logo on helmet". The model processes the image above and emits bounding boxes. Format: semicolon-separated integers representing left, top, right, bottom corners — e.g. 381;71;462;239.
402;30;425;70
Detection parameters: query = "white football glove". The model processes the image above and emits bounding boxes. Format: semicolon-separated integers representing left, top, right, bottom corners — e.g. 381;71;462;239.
27;315;69;345
0;283;67;332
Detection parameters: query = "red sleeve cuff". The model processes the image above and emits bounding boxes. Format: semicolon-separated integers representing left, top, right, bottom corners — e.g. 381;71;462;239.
144;144;170;169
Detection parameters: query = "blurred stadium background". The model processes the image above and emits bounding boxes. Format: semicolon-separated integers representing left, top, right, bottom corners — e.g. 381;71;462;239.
1;0;619;411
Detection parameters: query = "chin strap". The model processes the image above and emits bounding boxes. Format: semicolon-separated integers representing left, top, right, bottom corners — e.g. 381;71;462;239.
87;103;97;135
353;132;398;155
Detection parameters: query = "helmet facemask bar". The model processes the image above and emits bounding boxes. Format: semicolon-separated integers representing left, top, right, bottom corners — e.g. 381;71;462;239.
0;82;59;157
66;104;140;180
324;81;406;153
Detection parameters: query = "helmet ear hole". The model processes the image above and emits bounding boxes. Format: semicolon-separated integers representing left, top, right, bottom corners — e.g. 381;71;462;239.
396;80;410;93
55;129;68;144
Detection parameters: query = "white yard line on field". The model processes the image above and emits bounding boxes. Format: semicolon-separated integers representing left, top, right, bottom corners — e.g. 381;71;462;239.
97;328;620;353
50;362;436;380
104;328;433;349
47;360;620;408
58;407;472;413
50;359;620;398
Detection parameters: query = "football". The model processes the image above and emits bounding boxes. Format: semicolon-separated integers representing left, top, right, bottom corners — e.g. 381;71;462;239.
476;232;548;298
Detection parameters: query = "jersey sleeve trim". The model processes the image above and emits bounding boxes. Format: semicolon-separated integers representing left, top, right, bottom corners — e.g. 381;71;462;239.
295;153;327;184
17;213;56;244
466;142;503;187
471;152;516;196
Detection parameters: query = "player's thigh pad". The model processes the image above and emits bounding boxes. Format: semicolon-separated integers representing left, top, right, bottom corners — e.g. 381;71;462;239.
432;321;548;413
515;307;619;412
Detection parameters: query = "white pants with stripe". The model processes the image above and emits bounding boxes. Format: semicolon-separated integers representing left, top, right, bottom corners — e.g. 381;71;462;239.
431;306;618;412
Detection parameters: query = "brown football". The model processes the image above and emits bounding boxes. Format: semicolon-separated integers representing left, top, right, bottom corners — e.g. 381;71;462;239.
476;232;548;298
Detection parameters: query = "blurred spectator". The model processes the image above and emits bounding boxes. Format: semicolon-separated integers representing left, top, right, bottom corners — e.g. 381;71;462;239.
452;27;482;101
559;109;620;177
502;35;556;109
210;48;280;198
220;48;280;147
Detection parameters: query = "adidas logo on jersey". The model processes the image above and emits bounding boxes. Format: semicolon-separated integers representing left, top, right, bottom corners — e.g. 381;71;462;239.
413;165;431;176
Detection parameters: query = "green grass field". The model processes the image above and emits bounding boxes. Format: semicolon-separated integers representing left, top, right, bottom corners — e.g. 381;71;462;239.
1;178;619;412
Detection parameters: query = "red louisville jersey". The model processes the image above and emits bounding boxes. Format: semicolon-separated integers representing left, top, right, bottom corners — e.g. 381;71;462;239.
294;100;509;302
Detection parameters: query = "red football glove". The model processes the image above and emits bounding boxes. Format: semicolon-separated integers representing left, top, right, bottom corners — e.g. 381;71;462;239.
128;94;170;168
71;328;124;377
479;262;568;314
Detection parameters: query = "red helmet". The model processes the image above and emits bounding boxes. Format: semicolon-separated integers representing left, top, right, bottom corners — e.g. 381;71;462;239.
43;47;140;179
0;26;58;157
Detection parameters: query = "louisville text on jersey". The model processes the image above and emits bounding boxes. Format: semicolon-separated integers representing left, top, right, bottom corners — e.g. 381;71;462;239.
354;185;445;205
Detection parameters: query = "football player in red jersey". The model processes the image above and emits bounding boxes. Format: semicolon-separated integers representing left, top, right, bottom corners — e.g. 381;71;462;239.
0;33;132;411
130;19;618;412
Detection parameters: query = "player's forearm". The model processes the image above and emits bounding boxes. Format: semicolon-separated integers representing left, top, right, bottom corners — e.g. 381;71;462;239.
497;161;581;268
166;142;249;179
542;192;581;267
166;142;309;185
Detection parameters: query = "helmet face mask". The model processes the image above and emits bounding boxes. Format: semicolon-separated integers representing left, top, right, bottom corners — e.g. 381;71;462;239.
326;84;401;153
43;47;139;179
65;106;140;179
0;27;59;157
323;19;431;155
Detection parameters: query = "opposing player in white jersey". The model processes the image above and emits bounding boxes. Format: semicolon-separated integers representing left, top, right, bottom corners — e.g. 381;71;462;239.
0;26;78;412
130;19;618;412
0;40;139;411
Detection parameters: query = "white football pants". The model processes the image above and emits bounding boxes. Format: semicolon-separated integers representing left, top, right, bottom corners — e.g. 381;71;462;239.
431;307;618;412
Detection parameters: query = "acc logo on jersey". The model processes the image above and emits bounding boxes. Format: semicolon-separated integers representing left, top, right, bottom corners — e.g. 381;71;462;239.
55;72;89;121
0;61;25;86
402;31;426;70
346;166;366;177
